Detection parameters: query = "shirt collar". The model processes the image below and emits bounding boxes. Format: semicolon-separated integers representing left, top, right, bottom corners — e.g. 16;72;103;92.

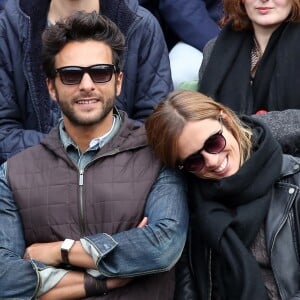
59;114;121;152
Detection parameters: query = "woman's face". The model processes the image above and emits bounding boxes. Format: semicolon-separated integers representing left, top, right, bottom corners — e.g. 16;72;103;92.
177;118;241;179
244;0;292;31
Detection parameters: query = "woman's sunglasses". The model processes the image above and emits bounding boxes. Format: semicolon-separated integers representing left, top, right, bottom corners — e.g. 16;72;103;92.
178;120;226;173
55;64;119;85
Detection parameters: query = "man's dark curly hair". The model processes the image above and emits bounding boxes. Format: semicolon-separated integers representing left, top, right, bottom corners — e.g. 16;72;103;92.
42;10;125;78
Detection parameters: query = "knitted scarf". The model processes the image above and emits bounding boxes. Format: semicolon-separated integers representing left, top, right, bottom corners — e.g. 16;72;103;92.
199;21;300;114
189;116;282;299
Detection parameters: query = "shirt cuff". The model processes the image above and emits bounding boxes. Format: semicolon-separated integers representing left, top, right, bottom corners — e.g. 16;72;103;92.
81;233;118;267
37;267;70;297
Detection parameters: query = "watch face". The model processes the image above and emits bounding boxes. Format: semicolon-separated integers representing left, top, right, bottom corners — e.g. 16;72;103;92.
61;239;75;251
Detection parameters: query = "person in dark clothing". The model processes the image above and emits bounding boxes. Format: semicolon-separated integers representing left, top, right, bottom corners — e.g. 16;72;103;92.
146;90;300;300
0;0;6;10
0;0;172;164
140;0;222;53
139;0;223;88
198;0;300;115
0;12;188;299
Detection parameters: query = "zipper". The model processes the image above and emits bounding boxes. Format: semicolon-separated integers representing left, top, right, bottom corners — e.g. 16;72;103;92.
76;145;143;235
78;169;86;235
76;149;120;235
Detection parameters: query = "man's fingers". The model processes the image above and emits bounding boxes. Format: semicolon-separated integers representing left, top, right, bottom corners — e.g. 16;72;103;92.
137;217;148;228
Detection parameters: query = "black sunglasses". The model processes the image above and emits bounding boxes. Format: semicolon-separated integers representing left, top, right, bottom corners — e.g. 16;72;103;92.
55;64;119;85
178;121;226;173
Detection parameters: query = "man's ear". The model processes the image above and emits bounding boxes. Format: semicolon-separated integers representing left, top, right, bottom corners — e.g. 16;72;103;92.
47;78;57;101
116;71;123;97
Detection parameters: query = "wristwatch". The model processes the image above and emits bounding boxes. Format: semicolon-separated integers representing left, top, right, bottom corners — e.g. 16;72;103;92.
61;238;75;265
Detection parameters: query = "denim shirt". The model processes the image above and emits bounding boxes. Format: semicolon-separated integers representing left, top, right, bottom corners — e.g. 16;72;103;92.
0;120;189;298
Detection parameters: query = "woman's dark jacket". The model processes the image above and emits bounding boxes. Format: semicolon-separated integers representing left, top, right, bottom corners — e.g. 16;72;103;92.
0;0;172;163
198;22;300;114
176;118;300;299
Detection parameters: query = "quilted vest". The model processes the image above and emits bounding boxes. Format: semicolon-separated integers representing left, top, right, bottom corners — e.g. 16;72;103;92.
7;116;175;299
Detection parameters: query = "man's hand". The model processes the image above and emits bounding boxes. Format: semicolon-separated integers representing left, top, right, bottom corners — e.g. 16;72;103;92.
137;217;148;228
38;273;133;300
24;240;96;269
24;241;62;266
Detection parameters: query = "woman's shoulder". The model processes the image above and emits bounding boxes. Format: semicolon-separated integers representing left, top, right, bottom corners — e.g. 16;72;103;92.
280;155;300;179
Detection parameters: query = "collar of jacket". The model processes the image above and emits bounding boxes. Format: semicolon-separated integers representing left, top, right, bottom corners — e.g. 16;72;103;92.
40;108;148;160
279;154;300;179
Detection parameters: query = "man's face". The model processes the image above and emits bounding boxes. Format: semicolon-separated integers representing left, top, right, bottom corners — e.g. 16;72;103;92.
48;40;123;128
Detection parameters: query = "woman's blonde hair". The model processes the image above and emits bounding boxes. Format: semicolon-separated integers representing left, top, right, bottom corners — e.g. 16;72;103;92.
145;90;253;168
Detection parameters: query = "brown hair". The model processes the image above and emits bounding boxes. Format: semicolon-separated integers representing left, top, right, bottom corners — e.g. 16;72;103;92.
42;11;125;79
145;90;253;168
222;0;300;31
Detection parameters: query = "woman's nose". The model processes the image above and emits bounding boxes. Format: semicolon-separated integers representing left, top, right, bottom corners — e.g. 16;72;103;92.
201;151;220;168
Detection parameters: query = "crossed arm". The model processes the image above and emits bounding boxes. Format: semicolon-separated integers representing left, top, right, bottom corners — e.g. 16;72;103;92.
24;219;147;299
0;165;188;299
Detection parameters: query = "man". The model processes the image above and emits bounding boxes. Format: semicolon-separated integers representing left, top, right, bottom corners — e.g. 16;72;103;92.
0;0;173;164
0;12;188;299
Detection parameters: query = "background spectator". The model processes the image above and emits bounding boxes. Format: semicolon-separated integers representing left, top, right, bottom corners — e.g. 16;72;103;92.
139;0;223;89
0;0;6;10
199;0;300;114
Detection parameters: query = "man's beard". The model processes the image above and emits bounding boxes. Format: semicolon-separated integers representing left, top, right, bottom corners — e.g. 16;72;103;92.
55;87;116;127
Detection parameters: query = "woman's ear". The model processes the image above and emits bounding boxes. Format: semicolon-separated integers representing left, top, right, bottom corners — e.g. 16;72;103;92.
219;110;225;121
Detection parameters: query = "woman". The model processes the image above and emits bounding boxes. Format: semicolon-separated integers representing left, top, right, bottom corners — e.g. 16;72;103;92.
198;0;300;114
145;90;300;299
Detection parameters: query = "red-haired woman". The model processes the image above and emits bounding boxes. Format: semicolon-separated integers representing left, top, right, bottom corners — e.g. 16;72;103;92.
198;0;300;115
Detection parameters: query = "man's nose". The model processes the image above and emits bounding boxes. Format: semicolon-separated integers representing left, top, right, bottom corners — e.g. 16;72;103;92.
79;72;96;90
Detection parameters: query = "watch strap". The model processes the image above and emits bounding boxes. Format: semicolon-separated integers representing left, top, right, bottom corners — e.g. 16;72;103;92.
61;238;75;265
